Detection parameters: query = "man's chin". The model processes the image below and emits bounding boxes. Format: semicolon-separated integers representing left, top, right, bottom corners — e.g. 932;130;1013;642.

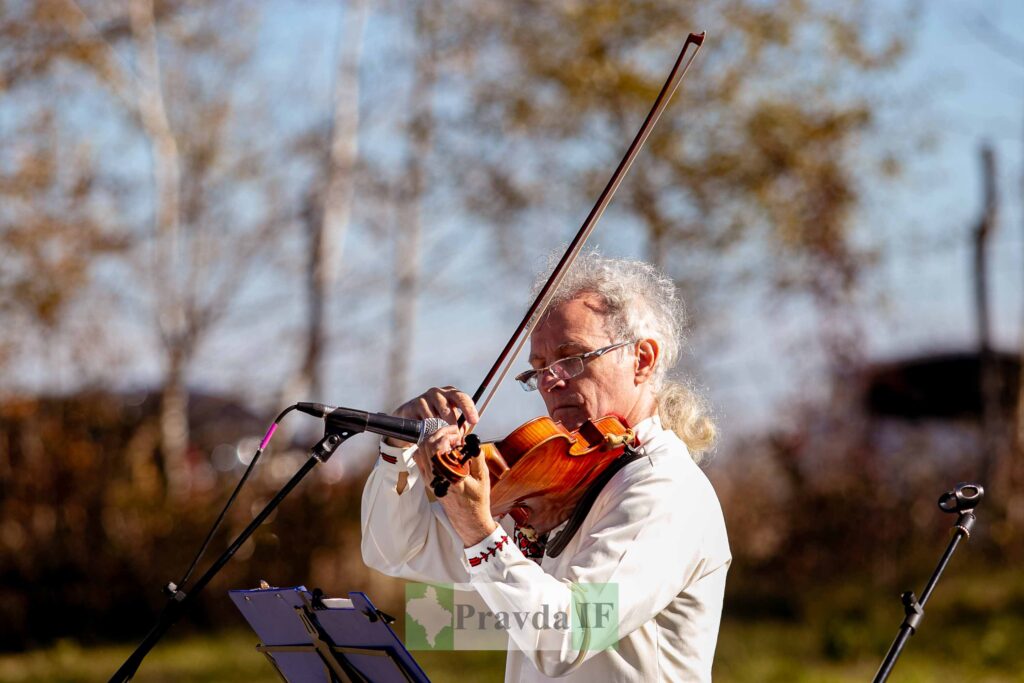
551;406;586;430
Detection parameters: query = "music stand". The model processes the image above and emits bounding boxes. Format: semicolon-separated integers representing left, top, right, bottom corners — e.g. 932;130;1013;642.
231;586;430;683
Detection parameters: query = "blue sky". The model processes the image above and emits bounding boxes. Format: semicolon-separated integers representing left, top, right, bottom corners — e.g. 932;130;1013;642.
690;0;1024;437
13;0;1022;460
199;0;1024;453
868;0;1023;358
470;1;1024;443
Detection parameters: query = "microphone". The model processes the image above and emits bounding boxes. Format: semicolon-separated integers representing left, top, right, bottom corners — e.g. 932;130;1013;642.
295;402;449;444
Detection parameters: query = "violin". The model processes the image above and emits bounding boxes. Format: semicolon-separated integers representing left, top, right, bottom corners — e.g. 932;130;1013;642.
432;415;636;534
427;32;705;537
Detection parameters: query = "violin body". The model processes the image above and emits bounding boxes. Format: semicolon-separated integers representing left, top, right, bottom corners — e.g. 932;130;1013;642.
432;415;636;535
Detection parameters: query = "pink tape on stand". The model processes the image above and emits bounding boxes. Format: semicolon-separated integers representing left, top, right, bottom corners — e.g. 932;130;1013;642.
259;423;279;451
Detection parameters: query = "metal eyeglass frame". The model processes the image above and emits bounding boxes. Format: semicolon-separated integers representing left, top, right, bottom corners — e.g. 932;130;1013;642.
515;340;638;391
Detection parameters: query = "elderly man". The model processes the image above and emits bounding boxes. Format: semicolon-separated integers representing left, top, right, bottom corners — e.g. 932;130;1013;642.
361;254;730;682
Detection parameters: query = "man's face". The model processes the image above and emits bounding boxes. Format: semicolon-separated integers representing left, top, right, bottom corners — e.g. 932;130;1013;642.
528;293;640;431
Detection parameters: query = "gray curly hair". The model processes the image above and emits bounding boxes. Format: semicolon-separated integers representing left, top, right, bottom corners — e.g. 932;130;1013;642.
534;251;717;461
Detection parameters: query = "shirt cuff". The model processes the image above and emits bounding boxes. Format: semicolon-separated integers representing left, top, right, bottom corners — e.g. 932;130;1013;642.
378;440;418;470
463;526;516;575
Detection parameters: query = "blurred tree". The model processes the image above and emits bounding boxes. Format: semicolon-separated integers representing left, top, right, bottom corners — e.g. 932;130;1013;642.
0;0;915;441
384;0;440;410
128;0;191;495
429;0;908;359
971;145;1000;492
0;389;376;649
0;111;130;368
965;4;1024;550
282;0;369;406
0;1;304;497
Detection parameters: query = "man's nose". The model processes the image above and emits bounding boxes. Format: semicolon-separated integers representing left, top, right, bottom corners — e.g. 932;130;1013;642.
539;368;566;392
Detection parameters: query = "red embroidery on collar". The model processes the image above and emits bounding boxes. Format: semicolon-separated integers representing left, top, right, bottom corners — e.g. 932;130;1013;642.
514;524;548;562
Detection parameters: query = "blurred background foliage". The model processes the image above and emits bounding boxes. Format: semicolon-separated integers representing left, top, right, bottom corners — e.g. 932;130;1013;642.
1;0;1023;680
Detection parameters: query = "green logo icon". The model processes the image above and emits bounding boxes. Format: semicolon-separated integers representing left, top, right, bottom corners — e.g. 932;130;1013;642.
405;583;455;650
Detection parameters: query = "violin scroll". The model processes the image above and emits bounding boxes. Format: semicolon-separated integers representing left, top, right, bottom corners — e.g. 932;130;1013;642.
429;433;479;498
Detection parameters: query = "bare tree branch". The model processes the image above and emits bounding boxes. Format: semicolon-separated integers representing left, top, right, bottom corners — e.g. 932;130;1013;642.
282;0;368;405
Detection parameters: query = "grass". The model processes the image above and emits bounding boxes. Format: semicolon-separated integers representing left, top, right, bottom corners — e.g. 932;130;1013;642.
2;619;1021;683
2;569;1022;682
0;634;506;683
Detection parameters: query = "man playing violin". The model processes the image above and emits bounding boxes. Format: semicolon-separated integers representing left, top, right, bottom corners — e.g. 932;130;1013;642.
361;253;730;682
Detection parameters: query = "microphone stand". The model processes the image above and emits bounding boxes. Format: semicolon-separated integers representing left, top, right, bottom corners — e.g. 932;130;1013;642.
871;482;984;683
109;419;363;683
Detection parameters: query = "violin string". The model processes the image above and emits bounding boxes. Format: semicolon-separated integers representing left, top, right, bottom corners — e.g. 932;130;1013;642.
470;32;706;426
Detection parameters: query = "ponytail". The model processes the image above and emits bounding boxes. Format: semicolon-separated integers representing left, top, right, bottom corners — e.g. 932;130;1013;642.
657;381;716;463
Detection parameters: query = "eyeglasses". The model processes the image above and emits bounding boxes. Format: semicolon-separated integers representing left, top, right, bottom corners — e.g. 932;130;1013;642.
515;340;637;392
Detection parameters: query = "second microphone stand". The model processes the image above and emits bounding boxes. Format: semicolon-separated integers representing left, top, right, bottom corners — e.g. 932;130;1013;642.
871;482;984;683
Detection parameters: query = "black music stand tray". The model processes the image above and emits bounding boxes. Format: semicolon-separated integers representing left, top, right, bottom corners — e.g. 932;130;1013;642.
230;586;430;683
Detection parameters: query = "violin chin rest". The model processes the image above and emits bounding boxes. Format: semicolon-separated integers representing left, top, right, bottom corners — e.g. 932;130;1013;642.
601;428;635;450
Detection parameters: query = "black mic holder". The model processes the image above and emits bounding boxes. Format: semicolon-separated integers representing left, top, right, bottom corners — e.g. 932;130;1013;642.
109;418;361;682
871;482;984;683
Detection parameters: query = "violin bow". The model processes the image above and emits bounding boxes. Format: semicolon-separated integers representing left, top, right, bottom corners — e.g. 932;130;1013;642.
465;31;706;425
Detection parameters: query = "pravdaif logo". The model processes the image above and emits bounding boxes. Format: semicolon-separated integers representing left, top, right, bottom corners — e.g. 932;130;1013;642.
403;582;619;651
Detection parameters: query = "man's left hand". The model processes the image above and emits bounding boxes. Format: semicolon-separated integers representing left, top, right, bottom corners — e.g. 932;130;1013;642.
417;424;498;547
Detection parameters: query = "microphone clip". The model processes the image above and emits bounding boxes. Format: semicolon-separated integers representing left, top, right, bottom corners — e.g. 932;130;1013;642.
938;482;984;514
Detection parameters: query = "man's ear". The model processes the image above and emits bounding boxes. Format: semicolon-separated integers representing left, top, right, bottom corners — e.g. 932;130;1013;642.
634;339;660;385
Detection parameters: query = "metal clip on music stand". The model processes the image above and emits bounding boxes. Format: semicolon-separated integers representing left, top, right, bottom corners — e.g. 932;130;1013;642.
231;586;430;683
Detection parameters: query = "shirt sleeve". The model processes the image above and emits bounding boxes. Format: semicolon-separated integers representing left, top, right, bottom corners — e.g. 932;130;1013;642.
360;441;472;584
463;458;729;678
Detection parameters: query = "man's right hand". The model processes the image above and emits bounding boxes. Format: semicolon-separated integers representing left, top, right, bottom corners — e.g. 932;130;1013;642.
388;386;479;483
388;385;479;448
